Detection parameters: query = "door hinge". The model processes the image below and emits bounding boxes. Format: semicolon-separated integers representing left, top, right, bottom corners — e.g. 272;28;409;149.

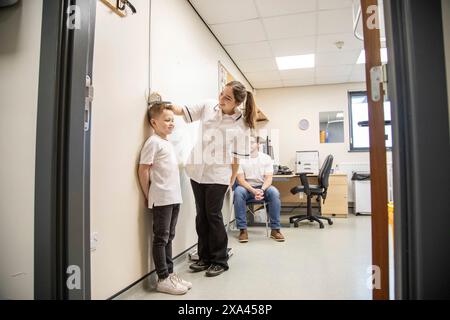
370;64;388;102
85;75;94;132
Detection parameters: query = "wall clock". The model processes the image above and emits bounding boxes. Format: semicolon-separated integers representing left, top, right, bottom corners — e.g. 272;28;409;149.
298;119;309;130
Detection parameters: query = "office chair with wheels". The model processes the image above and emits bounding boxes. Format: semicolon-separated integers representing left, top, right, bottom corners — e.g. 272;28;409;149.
289;155;334;229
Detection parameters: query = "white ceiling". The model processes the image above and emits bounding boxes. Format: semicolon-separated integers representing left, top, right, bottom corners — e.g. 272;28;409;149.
190;0;385;89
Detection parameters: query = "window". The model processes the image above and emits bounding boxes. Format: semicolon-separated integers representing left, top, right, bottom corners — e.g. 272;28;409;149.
348;91;392;151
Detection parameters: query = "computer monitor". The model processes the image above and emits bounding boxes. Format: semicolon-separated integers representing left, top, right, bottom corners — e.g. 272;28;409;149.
260;136;274;159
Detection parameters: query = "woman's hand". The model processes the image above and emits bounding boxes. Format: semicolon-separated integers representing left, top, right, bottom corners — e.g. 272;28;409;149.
168;104;184;116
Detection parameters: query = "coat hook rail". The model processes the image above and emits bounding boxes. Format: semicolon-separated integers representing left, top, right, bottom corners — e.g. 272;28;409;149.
99;0;137;17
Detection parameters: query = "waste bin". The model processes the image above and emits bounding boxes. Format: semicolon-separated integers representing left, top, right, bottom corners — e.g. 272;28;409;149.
352;172;371;215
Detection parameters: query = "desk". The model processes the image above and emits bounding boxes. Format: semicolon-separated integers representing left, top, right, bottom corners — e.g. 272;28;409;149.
272;174;348;218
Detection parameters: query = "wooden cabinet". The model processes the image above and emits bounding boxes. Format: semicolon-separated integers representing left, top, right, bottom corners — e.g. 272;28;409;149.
321;175;348;217
272;174;348;218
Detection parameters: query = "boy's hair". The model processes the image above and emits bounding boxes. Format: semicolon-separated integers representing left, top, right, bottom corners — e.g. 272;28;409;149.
147;103;173;126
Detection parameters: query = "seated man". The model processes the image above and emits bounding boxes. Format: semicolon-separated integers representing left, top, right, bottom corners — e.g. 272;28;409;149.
234;136;285;243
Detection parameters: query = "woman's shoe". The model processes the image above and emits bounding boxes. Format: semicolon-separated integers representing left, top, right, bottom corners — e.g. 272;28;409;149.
205;264;227;277
189;260;210;272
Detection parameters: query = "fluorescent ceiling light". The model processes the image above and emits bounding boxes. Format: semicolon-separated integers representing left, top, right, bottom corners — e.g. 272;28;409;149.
276;54;315;70
357;48;388;64
336;112;344;119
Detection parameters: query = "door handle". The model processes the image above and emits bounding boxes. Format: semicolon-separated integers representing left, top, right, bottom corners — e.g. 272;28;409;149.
85;75;94;132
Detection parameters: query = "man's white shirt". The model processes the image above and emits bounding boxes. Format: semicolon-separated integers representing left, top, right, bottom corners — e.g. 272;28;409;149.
238;152;274;187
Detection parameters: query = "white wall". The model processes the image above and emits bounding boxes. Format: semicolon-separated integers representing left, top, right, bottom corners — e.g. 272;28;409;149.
0;0;43;299
255;83;394;202
443;0;450;131
90;0;151;300
91;0;251;300
256;83;371;170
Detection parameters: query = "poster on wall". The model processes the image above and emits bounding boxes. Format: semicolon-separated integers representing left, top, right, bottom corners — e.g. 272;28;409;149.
218;61;235;94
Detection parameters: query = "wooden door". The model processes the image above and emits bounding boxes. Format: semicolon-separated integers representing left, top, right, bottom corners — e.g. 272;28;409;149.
361;0;389;300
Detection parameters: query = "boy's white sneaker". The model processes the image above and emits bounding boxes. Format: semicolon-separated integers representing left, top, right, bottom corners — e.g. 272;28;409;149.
156;276;188;295
170;273;193;290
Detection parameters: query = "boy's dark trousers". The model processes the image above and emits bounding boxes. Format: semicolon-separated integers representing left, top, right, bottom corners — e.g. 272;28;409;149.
190;180;229;269
152;204;180;279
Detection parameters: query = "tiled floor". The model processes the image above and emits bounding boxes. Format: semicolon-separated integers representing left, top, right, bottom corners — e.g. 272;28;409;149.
116;214;379;300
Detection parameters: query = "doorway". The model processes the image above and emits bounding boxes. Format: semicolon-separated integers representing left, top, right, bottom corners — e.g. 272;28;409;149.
29;0;450;300
34;0;96;300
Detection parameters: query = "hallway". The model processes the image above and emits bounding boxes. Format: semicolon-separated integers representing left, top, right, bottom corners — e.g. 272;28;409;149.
117;215;373;300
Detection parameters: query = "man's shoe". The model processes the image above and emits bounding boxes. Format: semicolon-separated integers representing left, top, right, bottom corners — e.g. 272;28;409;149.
238;229;248;243
205;264;227;277
270;229;285;242
189;260;210;272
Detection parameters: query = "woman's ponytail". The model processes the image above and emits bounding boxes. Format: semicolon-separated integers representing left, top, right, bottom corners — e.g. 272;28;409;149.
226;81;256;129
244;91;256;129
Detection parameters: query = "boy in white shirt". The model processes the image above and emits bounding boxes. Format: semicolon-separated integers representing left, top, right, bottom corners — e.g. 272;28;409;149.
138;103;192;295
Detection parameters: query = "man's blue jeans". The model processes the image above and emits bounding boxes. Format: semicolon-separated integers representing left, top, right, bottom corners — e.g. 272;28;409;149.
233;185;282;230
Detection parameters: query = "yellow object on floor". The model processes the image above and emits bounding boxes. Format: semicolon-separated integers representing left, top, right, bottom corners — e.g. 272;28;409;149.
388;202;394;226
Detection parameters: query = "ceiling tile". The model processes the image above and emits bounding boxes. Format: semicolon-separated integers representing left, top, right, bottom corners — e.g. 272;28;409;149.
245;70;281;83
317;33;364;53
263;12;316;40
354;17;364;40
318;0;353;10
283;78;315;87
318;8;353;35
190;0;258;24
237;58;278;72
225;42;273;60
252;80;283;89
349;64;366;82
279;68;315;80
270;36;316;57
210;20;266;45
316;65;353;77
255;0;317;18
316;50;360;66
315;75;350;85
193;0;373;88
